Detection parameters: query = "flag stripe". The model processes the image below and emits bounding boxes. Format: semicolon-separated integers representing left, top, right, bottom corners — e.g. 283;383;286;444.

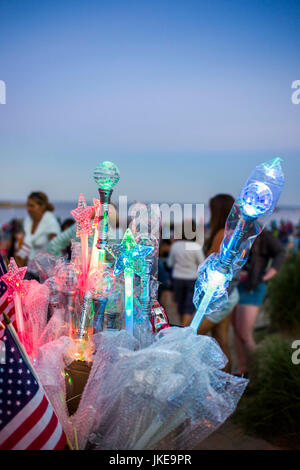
0;388;44;446
0;392;47;449
13;402;53;450
52;427;67;450
0;296;8;309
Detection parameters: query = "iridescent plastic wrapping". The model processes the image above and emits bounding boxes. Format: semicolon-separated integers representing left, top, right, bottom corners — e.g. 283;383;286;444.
130;203;161;281
82;327;247;450
33;327;247;449
23;280;50;360
28;252;59;282
55;261;79;337
72;330;137;449
35;336;76;442
88;265;115;333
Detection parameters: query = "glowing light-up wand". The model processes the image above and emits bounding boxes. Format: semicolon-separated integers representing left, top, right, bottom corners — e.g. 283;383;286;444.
190;158;285;332
1;258;28;348
93;161;120;264
76;160;119;341
88;198;102;273
107;228;154;335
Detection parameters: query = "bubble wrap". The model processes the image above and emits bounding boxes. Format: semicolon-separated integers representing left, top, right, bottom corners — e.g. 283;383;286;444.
133;317;154;349
80;327;248;450
72;330;137;449
33;326;247;450
38;307;67;347
36;336;76;441
23;280;50;360
193;253;231;316
28;252;59;281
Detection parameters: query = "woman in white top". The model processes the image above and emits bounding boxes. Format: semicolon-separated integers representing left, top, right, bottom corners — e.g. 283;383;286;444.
17;192;61;266
167;222;204;327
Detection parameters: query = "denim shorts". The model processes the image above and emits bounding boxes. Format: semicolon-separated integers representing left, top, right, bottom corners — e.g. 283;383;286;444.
172;278;196;315
238;281;267;306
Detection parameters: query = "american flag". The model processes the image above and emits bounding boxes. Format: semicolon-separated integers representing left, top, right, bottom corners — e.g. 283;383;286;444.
0;326;66;450
0;256;16;340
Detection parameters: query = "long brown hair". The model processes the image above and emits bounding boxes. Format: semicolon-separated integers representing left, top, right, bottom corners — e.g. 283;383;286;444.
28;192;55;212
206;194;235;253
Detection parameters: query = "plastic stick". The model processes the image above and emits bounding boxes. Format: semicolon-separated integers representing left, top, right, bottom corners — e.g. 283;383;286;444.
124;269;134;335
190;288;215;331
80;233;89;290
13;292;27;348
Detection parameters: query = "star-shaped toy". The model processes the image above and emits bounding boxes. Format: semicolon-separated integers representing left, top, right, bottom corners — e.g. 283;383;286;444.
1;257;27;301
107;228;154;277
71;193;94;237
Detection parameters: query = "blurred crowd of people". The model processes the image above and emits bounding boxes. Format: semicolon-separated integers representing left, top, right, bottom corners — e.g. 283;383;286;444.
0;190;299;376
158;197;297;376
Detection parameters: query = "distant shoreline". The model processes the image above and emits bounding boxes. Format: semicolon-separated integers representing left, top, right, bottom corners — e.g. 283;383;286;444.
0;202;26;208
1;200;300;210
0;201;300;227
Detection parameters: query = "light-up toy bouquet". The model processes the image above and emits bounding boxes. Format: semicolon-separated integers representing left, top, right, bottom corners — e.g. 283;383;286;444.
0;158;284;450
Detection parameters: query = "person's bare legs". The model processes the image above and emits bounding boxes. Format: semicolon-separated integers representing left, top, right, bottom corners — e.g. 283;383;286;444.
212;315;232;373
233;303;260;370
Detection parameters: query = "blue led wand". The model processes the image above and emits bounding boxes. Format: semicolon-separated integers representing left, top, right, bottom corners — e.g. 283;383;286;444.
190;158;285;332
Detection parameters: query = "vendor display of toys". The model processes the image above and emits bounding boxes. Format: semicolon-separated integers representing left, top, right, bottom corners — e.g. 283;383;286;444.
0;158;284;450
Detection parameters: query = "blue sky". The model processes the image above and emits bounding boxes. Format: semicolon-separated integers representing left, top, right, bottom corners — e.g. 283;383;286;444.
0;0;299;205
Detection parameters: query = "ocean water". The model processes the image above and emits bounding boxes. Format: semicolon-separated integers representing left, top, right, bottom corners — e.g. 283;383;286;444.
0;201;76;227
1;201;300;228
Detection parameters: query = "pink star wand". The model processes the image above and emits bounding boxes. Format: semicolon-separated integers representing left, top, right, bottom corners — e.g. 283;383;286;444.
71;193;94;292
1;257;28;348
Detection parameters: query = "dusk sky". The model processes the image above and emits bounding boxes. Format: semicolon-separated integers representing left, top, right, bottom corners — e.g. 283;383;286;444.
0;0;299;206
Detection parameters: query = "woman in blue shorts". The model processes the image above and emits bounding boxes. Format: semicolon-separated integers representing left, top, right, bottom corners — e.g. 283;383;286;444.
231;229;285;376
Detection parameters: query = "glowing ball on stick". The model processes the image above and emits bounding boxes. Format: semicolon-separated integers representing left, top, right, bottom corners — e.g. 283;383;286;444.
93;161;120;258
93;161;120;190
